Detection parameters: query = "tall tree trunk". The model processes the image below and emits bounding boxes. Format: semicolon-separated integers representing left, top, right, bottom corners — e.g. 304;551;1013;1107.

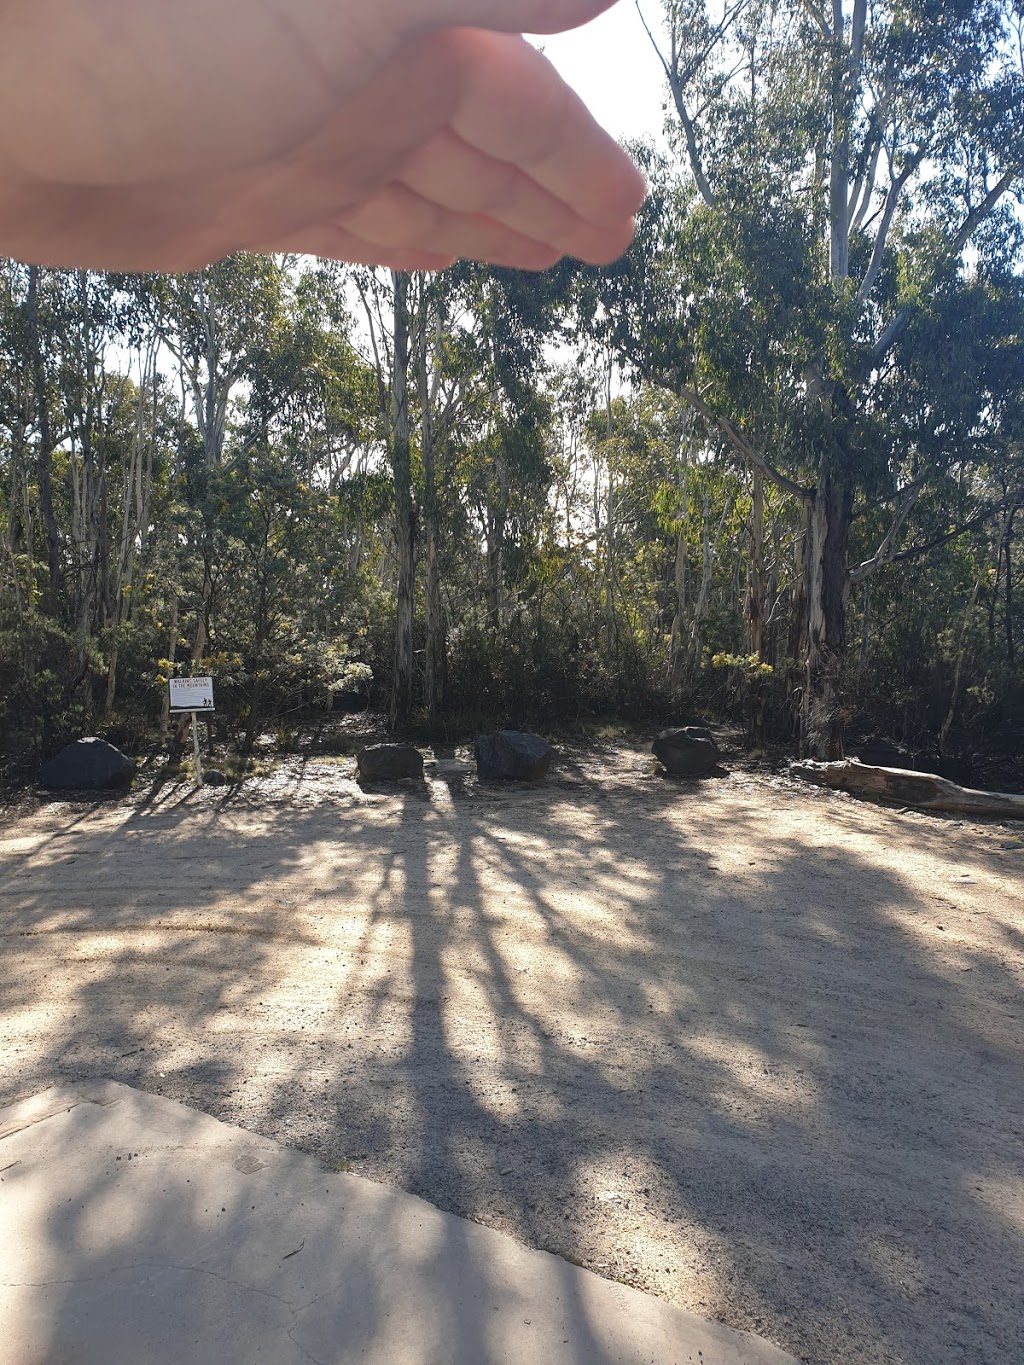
179;271;232;671
801;469;852;760
104;642;120;715
668;522;688;694
160;594;179;748
2;438;26;616
485;520;499;631
798;2;863;756
685;494;714;681
76;423;98;693
423;515;445;721
859;578;872;671
190;559;213;666
26;266;62;611
485;460;507;634
604;469;617;653
419;303;446;723
746;467;768;746
389;271;415;733
788;497;812;744
668;454;690;694
106;355;157;714
1003;506;1016;667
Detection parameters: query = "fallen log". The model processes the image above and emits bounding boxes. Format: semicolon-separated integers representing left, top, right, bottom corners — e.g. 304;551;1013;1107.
789;759;1024;819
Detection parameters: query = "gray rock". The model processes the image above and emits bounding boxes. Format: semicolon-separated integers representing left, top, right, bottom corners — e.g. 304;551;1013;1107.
38;737;136;791
357;744;424;781
474;731;554;782
652;727;721;776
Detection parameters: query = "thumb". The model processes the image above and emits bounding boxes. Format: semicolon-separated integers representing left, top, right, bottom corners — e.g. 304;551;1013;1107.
413;1;620;36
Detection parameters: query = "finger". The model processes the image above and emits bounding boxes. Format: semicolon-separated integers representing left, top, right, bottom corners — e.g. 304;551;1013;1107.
445;30;646;229
214;29;639;269
338;183;562;271
200;33;467;258
270;220;455;272
397;127;637;264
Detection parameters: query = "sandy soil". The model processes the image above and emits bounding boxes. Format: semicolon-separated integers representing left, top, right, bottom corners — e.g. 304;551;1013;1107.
1;739;1022;1365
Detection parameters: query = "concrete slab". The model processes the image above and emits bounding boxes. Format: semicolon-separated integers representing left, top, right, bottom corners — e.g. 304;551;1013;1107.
0;1083;798;1365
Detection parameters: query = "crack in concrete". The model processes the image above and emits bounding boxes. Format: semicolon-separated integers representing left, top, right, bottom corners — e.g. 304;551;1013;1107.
285;1289;333;1365
4;1259;299;1313
6;1259;332;1363
0;1100;83;1141
0;1092;120;1142
285;1320;328;1365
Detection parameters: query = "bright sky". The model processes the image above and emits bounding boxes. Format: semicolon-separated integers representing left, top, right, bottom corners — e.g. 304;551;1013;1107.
528;1;670;148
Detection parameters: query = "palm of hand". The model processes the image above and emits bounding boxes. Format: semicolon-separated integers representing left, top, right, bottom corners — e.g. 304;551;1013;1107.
0;0;645;272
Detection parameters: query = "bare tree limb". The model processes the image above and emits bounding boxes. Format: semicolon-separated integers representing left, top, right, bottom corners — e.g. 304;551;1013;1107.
869;169;1018;364
855;156;921;308
850;493;1022;581
869;306;911;365
848;67;891;229
847;476;925;582
635;2;721;208
850;0;868;67
947;170;1017;258
798;0;831;42
352;271;390;431
849;130;882;230
676;383;811;501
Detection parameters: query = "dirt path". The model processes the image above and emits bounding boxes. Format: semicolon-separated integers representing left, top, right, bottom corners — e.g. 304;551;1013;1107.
2;744;1022;1364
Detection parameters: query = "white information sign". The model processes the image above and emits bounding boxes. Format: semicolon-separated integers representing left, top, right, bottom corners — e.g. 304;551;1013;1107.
169;676;215;713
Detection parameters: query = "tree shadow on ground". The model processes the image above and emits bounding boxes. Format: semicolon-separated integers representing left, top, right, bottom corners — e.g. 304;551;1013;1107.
1;757;1022;1365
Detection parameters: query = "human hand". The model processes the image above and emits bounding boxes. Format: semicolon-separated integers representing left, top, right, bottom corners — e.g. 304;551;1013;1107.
0;0;646;272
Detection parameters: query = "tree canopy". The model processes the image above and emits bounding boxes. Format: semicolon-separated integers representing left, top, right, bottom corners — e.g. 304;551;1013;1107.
1;2;1022;785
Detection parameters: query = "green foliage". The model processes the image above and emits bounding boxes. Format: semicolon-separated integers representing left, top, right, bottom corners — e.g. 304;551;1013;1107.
1;48;1023;798
712;652;775;680
0;612;89;754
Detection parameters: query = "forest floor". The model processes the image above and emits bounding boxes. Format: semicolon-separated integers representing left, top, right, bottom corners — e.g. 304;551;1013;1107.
1;729;1022;1365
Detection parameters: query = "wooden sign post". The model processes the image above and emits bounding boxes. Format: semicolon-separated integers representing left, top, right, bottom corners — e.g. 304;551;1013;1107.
168;677;215;788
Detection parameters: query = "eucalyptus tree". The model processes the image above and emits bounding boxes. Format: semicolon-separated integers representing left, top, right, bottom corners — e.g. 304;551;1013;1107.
0;263;181;741
347;266;416;730
350;259;573;730
155;254;288;672
0;261;42;619
619;0;1024;755
449;264;569;634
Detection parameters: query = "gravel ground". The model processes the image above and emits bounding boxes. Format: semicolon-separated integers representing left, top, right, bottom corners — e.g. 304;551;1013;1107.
2;741;1022;1364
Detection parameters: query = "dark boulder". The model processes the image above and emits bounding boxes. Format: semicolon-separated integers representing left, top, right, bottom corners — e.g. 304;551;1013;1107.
652;727;721;777
38;737;136;791
474;731;554;782
357;743;424;781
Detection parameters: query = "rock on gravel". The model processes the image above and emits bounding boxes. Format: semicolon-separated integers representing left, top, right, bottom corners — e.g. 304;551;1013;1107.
474;731;554;782
38;736;136;791
652;727;721;776
357;744;424;781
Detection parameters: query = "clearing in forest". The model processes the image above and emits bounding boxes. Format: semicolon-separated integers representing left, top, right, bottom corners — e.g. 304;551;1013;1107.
1;740;1022;1365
